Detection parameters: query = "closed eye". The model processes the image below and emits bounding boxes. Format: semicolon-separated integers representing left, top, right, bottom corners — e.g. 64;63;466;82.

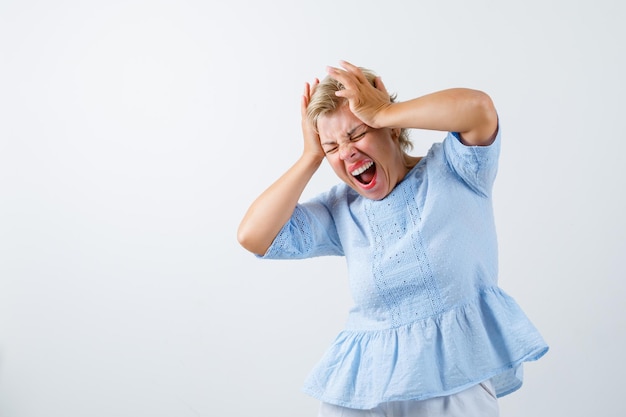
323;127;367;155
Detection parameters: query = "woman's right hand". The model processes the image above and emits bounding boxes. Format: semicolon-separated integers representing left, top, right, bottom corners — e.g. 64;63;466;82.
237;79;326;256
301;79;326;161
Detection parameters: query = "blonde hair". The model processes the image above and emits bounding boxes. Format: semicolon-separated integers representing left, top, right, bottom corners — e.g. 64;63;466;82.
306;68;412;152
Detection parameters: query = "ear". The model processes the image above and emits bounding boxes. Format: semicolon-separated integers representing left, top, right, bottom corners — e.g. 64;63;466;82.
391;128;401;140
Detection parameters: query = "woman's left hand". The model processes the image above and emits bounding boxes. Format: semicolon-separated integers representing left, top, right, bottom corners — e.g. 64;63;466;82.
327;60;392;128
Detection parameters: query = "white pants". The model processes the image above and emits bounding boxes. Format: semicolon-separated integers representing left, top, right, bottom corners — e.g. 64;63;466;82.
318;380;499;417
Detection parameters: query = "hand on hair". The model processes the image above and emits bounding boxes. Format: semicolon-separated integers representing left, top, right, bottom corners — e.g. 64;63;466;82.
301;78;325;161
327;60;392;129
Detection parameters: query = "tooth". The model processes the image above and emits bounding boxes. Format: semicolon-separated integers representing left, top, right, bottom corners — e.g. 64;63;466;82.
351;161;373;176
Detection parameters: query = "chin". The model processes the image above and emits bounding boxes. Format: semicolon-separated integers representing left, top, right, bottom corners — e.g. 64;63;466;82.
356;184;391;201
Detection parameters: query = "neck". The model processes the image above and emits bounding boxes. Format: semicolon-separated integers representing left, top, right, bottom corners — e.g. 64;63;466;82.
403;154;422;171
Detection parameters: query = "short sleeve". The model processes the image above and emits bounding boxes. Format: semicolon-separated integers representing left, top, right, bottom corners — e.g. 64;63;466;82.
442;126;501;197
260;195;344;260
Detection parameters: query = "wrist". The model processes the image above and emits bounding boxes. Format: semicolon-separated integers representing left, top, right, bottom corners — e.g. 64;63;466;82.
299;151;324;168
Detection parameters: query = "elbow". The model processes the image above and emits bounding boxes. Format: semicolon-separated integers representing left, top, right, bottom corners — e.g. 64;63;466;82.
472;90;498;123
480;93;499;143
462;90;499;146
237;223;269;256
236;223;255;253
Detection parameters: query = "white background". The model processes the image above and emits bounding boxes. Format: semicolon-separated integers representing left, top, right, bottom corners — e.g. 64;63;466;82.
1;0;624;416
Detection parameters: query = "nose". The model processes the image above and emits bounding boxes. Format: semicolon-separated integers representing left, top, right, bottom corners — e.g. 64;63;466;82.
338;142;357;161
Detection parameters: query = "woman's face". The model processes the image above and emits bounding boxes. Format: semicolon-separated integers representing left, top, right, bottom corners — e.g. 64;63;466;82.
317;105;408;200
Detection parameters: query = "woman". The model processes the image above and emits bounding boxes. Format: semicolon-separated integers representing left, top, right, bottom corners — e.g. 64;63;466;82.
238;61;547;417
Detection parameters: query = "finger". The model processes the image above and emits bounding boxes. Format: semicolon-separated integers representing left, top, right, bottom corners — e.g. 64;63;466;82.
327;66;360;95
339;60;367;83
374;76;389;95
334;88;357;100
302;78;321;114
310;77;319;95
326;65;346;80
327;64;356;83
303;82;310;101
302;82;311;115
301;95;307;117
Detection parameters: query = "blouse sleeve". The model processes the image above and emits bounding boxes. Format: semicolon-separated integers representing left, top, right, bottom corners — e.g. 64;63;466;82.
259;192;344;260
442;126;501;197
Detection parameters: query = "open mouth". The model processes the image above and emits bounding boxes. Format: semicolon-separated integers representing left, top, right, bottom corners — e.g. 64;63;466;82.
351;161;376;185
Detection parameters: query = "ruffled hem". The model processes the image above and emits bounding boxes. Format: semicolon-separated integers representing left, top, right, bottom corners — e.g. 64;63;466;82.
301;287;548;410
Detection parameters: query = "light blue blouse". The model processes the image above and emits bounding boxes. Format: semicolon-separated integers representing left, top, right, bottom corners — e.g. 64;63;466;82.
261;129;548;409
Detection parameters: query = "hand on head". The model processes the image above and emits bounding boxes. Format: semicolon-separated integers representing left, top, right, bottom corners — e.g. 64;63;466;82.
326;60;392;129
301;78;325;161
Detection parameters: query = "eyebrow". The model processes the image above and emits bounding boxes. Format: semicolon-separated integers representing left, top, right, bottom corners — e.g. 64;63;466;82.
321;124;367;146
347;124;366;138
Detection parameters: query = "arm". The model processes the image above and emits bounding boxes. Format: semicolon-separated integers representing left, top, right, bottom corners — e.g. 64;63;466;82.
237;81;325;256
327;61;498;146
